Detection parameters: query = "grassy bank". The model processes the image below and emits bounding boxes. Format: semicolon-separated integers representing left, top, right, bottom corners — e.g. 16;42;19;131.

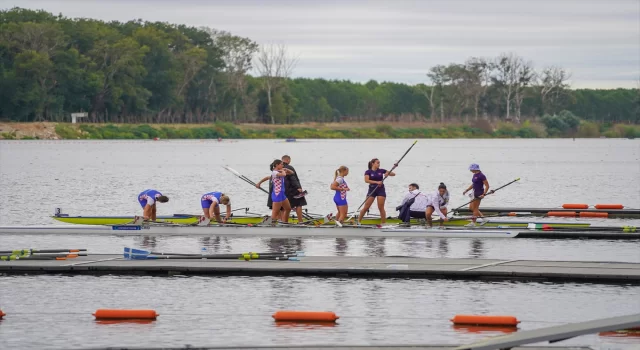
0;120;638;140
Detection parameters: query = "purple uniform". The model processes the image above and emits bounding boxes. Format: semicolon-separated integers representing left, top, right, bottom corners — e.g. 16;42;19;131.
365;168;387;197
138;189;162;208
201;192;222;209
333;176;348;206
271;170;287;203
472;172;487;198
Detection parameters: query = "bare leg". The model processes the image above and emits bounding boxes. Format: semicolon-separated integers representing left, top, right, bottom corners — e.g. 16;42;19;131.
337;205;348;223
281;199;292;222
151;205;157;221
425;206;434;227
296;206;304;223
202;208;210;219
272;202;282;223
358;196;376;223
440;208;447;227
377;196;387;224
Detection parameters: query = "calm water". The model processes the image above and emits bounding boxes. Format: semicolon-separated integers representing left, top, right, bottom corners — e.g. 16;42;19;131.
1;139;639;350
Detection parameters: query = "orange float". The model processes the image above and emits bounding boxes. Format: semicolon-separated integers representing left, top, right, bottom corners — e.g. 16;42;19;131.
93;309;158;320
594;204;624;209
547;211;576;217
272;310;339;322
0;309;5;319
562;204;589;209
450;315;520;327
579;212;609;218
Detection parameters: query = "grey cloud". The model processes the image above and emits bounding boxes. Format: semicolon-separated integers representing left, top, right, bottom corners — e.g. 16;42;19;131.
1;0;638;88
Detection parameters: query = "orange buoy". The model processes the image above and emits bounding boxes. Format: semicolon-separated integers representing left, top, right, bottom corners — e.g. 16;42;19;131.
579;212;609;218
547;211;576;217
93;309;158;320
0;309;5;319
594;204;624;210
562;204;589;209
272;310;339;322
451;315;520;327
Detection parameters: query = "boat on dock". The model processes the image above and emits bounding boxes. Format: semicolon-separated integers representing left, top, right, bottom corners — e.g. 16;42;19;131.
51;211;592;228
454;206;640;219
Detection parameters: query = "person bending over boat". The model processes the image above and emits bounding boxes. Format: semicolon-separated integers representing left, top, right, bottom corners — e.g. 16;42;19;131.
426;182;449;224
256;159;294;225
282;155;307;224
358;158;395;224
201;192;231;223
137;189;169;221
330;166;350;223
425;183;450;228
463;164;489;226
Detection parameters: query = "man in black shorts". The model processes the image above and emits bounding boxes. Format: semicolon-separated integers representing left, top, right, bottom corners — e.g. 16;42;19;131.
282;155;307;223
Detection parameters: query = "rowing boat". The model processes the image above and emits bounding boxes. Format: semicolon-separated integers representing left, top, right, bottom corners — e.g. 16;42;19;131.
454;207;640;219
0;224;521;238
51;212;592;228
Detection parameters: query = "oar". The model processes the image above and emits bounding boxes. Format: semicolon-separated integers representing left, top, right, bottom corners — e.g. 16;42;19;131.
346;140;418;223
525;225;637;232
0;248;87;254
222;165;269;195
124;247;302;260
449;178;521;217
125;247;304;257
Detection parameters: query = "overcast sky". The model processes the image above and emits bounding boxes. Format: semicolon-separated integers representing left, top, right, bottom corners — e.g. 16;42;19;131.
2;0;639;88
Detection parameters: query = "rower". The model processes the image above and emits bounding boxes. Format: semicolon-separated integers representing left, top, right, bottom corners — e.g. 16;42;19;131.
359;158;395;224
282;155;307;224
425;184;449;228
330;166;350;224
462;163;490;226
201;192;231;223
397;183;427;225
137;189;169;221
256;159;294;225
426;182;450;226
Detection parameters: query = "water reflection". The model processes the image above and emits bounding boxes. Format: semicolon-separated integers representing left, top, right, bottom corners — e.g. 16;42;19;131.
438;239;449;257
364;238;386;256
469;239;484;259
334;238;348;256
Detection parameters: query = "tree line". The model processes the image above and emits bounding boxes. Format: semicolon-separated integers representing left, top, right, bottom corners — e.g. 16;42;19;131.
1;8;638;124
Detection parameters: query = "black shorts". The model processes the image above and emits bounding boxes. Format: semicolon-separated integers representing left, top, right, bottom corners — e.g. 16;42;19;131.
409;211;426;219
288;195;307;208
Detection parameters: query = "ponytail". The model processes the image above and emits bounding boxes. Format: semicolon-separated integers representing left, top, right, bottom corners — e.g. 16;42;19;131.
333;166;349;182
334;169;340;181
270;159;282;171
368;158;379;170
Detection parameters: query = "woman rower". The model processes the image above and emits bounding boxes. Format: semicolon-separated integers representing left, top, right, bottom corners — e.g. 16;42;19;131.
330;166;350;223
462;163;490;226
425;183;450;228
256;159;295;225
200;192;231;223
358;158;395;224
137;189;169;221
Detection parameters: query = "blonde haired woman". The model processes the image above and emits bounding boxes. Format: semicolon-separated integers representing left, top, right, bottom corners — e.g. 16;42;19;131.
330;166;350;223
201;192;231;223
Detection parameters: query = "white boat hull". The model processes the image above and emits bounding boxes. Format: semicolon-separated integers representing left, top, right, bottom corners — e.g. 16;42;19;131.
0;224;519;238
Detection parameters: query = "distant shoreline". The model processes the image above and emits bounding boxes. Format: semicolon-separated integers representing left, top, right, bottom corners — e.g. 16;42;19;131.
0;121;638;140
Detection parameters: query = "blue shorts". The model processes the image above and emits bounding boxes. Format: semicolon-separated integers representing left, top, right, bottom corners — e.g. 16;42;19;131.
271;191;287;203
334;191;348;206
367;186;386;198
138;199;148;208
201;199;218;209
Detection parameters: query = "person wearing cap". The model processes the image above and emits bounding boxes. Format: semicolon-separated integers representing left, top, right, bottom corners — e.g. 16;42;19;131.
426;183;450;228
463;163;489;226
201;191;231;223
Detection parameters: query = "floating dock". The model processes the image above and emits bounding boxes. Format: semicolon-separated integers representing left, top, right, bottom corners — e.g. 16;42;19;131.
1;225;638;239
1;255;639;284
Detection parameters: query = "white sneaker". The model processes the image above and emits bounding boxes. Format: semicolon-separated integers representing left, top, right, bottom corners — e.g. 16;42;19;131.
465;222;476;227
